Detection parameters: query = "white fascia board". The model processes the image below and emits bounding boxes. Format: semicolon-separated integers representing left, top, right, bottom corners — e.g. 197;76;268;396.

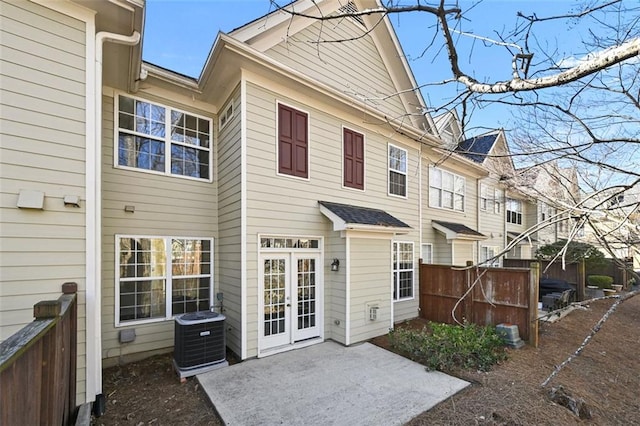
142;62;201;91
319;205;347;231
344;224;411;234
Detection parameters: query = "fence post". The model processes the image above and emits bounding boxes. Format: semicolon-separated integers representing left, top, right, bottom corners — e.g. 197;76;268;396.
465;261;474;323
529;262;540;348
577;258;586;301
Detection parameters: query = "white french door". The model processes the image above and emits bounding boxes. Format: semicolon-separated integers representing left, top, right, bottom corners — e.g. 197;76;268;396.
260;253;321;351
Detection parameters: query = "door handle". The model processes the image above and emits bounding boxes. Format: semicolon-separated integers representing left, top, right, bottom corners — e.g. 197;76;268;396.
286;303;291;307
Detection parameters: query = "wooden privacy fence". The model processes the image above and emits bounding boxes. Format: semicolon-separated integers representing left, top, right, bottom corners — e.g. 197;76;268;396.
419;263;539;346
0;282;78;425
503;258;585;300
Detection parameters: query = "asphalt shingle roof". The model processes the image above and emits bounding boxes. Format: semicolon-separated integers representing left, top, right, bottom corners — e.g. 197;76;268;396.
432;220;485;237
318;201;411;229
456;133;498;163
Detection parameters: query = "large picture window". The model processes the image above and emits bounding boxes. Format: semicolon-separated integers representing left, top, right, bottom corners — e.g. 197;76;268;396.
116;236;213;325
278;103;308;178
388;144;407;197
393;241;414;300
506;198;523;225
116;95;212;180
429;167;465;211
343;128;364;190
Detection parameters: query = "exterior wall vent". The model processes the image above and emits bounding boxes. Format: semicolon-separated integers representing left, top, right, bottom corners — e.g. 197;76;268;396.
338;2;365;27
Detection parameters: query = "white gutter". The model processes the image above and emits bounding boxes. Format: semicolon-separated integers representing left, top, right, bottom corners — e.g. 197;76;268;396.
87;30;141;401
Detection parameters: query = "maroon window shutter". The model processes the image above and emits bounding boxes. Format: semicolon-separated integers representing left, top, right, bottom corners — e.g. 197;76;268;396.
343;128;364;189
278;104;308;178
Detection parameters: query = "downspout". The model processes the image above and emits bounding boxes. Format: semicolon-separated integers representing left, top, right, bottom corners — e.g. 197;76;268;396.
417;146;422;318
477;178;481;265
88;30;140;407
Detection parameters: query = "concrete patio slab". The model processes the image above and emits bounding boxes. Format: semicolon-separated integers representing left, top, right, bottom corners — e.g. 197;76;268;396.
198;341;469;426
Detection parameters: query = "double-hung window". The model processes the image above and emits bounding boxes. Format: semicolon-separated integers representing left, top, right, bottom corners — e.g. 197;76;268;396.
393;242;414;300
480;246;500;267
343;128;364;190
429;167;465;211
116;236;213;325
540;202;554;221
116;95;212;180
506;198;523;225
388;144;407;197
494;189;503;214
278;103;308;179
480;183;490;211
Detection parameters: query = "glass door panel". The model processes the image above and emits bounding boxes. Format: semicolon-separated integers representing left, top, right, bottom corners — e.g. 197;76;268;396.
293;255;319;341
261;257;290;348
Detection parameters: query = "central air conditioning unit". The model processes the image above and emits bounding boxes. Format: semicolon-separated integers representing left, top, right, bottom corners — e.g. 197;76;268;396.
173;310;228;379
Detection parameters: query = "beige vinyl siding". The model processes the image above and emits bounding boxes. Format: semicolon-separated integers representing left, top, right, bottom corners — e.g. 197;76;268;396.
325;226;346;344
265;18;407;122
453;241;475;266
432;237;453;265
0;0;87;399
100;91;218;362
244;81;420;356
216;89;243;356
348;238;391;343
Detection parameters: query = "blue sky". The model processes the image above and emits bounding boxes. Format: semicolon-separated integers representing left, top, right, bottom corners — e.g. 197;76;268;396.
142;1;593;132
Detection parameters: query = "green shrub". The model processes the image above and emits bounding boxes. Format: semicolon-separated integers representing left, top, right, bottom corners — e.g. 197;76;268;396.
388;321;508;372
587;275;613;289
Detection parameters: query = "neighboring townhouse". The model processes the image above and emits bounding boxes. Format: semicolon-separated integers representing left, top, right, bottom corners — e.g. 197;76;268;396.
510;162;581;257
455;129;513;265
455;125;582;262
424;111;489;265
581;184;640;269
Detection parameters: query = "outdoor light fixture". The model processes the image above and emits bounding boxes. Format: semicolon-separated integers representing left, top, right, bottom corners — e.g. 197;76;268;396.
331;258;340;272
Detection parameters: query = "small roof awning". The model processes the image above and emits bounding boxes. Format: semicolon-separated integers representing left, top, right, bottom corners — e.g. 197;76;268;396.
507;231;538;245
432;220;487;241
318;201;412;234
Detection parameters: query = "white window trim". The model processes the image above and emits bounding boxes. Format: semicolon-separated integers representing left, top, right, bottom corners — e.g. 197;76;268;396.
429;166;466;212
480;245;500;267
114;234;214;327
494;188;503;214
388;143;408;198
421;243;433;264
219;101;234;130
480;183;490;211
506;198;523;225
392;241;415;302
275;100;311;181
341;125;366;192
114;93;213;182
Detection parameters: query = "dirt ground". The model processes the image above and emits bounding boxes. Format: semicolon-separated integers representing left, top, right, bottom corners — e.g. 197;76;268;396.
94;295;640;425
